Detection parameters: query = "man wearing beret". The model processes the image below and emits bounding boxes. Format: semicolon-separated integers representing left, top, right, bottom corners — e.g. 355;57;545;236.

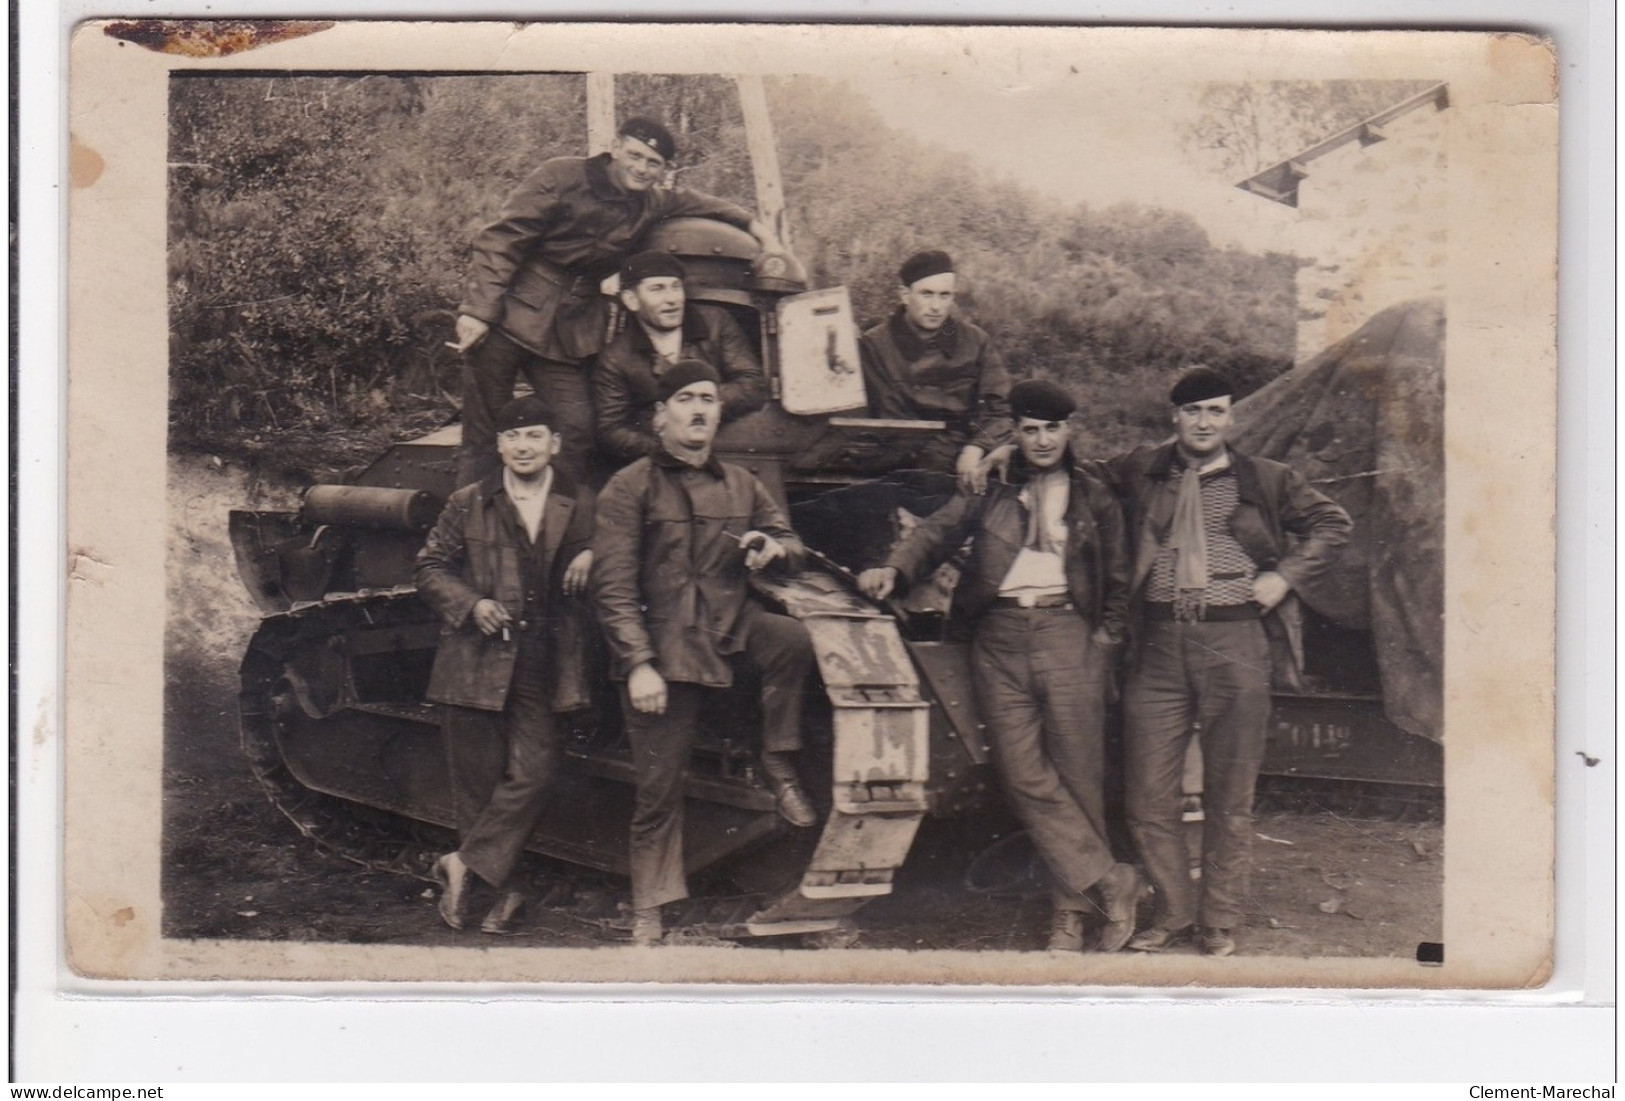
453;116;785;487
593;251;766;467
858;380;1143;953
1093;367;1352;957
859;249;1014;495
415;395;597;935
591;361;817;946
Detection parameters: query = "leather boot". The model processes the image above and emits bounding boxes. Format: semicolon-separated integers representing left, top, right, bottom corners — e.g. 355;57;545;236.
760;751;817;828
480;890;527;935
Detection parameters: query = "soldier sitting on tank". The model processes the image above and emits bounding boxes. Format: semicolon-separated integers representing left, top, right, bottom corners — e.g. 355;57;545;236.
858;379;1144;953
452;115;785;488
859;249;1015;495
593;250;766;467
591;360;817;947
415;395;597;935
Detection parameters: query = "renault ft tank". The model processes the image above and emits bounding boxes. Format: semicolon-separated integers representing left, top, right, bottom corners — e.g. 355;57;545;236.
229;214;1003;942
228;76;1441;944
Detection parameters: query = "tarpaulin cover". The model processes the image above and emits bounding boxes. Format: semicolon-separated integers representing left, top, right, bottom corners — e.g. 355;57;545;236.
1233;298;1445;742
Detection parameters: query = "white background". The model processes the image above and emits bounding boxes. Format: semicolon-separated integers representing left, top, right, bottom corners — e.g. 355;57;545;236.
14;0;1616;1082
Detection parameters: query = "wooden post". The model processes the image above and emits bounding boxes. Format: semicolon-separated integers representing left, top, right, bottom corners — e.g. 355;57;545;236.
734;74;790;246
586;72;616;155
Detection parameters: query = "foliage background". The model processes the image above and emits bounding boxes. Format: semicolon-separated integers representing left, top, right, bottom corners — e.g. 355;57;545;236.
167;73;1416;461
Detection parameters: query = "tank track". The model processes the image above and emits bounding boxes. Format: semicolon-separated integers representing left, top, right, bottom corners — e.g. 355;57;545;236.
239;571;931;940
238;586;450;882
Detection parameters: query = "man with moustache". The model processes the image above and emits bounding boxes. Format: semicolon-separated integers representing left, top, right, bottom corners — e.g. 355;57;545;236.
859;249;1013;494
1096;367;1352;958
415;395;596;935
593;250;765;466
857;379;1143;953
591;360;816;946
453;116;784;486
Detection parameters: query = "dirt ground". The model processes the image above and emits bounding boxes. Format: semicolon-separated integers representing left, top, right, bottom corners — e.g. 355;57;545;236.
163;454;1442;959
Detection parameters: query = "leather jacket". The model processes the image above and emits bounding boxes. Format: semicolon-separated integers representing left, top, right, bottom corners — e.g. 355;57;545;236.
593;304;766;464
883;449;1131;642
591;448;806;685
1091;441;1354;684
459;153;754;362
858;308;1013;454
415;469;595;712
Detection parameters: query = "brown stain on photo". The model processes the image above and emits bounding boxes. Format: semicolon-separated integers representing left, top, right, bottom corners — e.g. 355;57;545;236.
65;895;149;977
69;136;104;189
103;20;334;58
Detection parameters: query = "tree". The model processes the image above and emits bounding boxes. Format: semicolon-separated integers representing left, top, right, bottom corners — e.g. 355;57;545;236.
1180;80;1439;179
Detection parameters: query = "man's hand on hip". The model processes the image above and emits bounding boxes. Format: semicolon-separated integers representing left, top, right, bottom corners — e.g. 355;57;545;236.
1252;570;1292;613
454;314;490;353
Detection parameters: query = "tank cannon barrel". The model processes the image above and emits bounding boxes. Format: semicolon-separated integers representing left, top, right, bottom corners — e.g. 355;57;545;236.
301;485;440;532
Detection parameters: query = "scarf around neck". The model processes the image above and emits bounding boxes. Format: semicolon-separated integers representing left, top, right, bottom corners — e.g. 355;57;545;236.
1167;449;1230;621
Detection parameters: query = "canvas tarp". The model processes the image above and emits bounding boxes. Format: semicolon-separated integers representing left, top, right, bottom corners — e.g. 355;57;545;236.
1233;297;1445;742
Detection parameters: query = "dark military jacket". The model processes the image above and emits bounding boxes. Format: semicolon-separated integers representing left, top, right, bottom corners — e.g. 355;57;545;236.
593;304;766;465
415;469;595;712
858;308;1014;454
883;449;1130;642
1090;441;1354;684
459;153;754;362
591;449;805;686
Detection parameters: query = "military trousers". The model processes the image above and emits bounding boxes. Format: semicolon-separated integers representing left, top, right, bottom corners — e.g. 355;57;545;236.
622;605;813;911
458;330;595;487
1123;616;1272;932
970;606;1117;910
441;633;564;891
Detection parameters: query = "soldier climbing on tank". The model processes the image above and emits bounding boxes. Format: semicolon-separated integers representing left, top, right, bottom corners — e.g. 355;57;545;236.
858;249;1014;495
452;115;785;488
590;360;818;947
859;379;1143;953
593;250;766;467
415;395;597;935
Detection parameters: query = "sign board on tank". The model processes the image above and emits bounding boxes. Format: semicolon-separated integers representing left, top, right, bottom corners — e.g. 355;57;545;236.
775;286;867;415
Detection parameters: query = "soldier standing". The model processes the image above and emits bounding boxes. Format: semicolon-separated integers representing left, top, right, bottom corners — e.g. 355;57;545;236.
1097;367;1353;957
415;396;596;934
858;379;1143;952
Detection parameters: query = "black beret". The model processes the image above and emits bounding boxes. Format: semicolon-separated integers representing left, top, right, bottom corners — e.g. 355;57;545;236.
1169;367;1235;406
656;358;722;402
1009;378;1076;422
493;395;557;434
621;250;687;287
898;249;955;288
618;116;677;162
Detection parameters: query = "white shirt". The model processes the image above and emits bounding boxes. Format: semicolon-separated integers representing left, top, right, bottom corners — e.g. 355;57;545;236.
997;471;1070;601
502;466;554;544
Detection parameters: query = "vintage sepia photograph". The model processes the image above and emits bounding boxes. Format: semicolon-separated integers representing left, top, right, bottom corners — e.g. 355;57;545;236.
62;21;1557;988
